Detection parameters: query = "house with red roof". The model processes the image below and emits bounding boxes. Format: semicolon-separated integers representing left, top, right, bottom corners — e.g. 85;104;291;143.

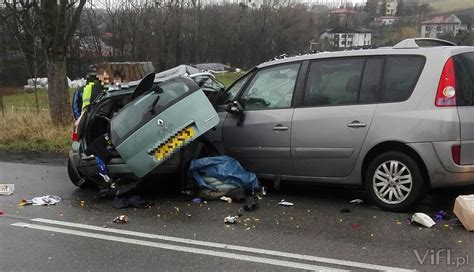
421;14;462;38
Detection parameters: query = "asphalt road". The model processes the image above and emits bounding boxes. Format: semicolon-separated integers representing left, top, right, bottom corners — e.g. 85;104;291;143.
1;157;473;271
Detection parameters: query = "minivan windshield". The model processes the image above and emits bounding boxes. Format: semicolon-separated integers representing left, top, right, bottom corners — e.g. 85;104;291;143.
110;77;199;145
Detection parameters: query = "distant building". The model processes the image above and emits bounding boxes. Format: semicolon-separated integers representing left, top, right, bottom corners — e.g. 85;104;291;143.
378;0;398;16
374;16;399;26
311;27;372;51
421;14;462;38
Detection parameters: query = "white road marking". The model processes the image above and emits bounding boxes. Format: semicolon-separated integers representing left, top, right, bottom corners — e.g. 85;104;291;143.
12;222;343;271
31;218;411;271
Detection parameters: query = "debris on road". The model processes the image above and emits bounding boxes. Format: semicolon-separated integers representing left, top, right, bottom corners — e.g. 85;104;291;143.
435;210;448;221
192;198;203;204
113;215;128;224
31;195;61;206
220;196;232;203
351;223;361;229
278;199;294;206
226;188;247;203
339;208;351;213
0;210;3;216
224;215;239;224
244;196;259;212
189;156;260;191
80;201;85;208
349;199;364;204
112;195;154;209
18;199;33;206
0;184;15;195
411;213;436;228
453;195;474;231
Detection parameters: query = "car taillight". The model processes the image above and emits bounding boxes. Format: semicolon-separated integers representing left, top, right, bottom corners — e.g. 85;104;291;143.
435;57;456;107
72;131;79;142
452;145;461;165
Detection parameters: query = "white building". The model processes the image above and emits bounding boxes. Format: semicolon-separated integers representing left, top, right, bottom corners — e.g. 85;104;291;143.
374;15;399;26
312;27;372;51
385;0;398;16
421;14;462;38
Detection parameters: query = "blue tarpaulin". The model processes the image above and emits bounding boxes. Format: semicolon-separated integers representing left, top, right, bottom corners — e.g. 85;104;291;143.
189;156;259;191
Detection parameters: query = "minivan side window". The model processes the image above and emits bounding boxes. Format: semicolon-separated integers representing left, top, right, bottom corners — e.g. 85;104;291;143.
380;56;425;103
239;63;300;110
359;58;384;104
304;58;365;106
454;52;474;106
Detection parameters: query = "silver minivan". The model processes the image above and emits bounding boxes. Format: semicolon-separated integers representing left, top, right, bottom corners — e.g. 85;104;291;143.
204;38;474;211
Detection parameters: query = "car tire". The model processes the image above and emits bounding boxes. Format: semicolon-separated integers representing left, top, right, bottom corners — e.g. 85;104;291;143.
67;157;95;189
365;151;425;212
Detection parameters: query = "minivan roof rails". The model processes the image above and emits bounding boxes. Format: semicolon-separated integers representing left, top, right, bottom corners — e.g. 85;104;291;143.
393;38;457;49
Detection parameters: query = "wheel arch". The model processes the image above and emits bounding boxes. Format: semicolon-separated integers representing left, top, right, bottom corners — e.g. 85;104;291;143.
361;141;430;189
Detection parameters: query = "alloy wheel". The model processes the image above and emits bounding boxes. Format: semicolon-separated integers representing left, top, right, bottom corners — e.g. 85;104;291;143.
372;160;413;205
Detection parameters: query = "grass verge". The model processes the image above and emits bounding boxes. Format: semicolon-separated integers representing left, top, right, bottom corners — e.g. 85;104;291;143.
0;111;70;153
215;72;244;87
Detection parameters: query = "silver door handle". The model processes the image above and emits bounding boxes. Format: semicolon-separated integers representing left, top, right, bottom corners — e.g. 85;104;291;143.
272;125;289;131
347;121;367;128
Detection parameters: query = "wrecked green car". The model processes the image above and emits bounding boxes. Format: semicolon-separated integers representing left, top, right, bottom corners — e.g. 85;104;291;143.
68;65;222;189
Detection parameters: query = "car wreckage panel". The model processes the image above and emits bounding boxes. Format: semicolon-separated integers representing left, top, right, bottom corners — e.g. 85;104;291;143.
110;78;219;178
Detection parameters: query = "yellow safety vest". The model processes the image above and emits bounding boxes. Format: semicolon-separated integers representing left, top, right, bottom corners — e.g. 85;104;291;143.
82;82;95;110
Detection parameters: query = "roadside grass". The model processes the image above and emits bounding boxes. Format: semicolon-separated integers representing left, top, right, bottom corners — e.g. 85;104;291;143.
0;110;70;153
1;88;76;111
215;72;244;87
430;0;474;13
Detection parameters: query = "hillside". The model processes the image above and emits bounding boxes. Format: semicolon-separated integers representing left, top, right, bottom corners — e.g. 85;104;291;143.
429;0;474;13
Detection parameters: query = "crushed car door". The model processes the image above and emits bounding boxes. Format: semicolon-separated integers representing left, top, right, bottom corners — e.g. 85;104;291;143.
222;62;301;175
110;77;219;177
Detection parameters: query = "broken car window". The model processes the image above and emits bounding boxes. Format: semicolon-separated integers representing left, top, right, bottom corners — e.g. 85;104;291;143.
239;63;300;110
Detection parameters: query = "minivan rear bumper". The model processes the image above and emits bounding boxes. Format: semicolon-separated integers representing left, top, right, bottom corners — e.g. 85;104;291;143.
408;141;474;188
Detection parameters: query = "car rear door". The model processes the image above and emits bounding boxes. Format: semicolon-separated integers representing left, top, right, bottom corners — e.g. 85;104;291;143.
110;77;219;177
291;57;382;177
453;52;474;164
222;62;302;175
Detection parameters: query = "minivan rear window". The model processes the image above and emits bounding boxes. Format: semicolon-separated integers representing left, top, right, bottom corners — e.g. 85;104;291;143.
453;52;474;106
380;56;425;103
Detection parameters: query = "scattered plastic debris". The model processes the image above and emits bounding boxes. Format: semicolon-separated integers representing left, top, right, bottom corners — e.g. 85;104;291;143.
31;195;61;206
102;225;108;228
224;215;239;224
411;213;436;228
113;215;128;224
351;223;361;229
339;208;351;213
453;195;474;231
18;199;33;206
435;210;448;221
192;198;203;204
186;213;192;218
278;199;294;206
220;196;232;203
349;199;364;204
0;184;15;195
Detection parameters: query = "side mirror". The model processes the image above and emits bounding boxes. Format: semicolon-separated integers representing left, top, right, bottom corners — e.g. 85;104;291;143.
225;101;245;126
225;101;243;115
